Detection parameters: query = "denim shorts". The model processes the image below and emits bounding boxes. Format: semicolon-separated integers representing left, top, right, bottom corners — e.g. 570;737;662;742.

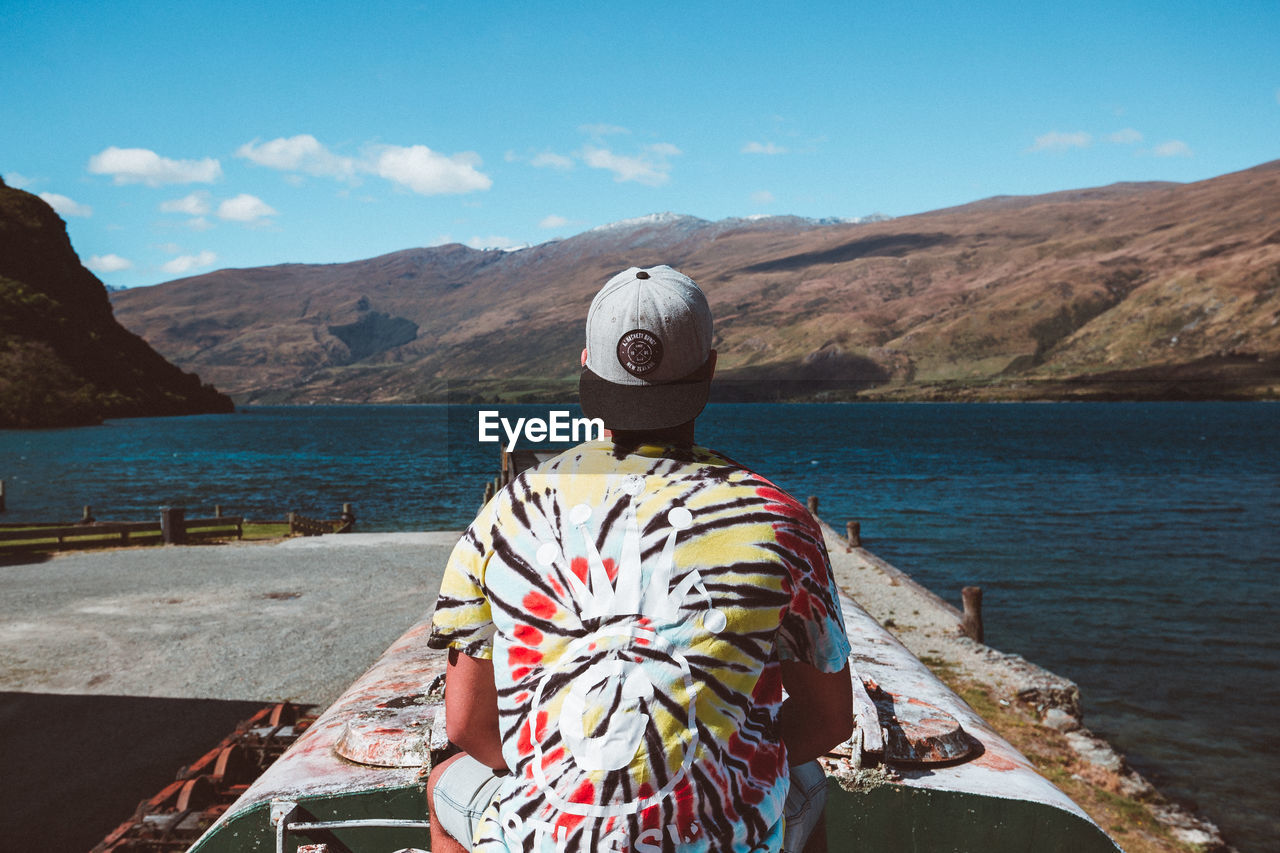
432;755;505;847
432;755;829;851
782;760;829;852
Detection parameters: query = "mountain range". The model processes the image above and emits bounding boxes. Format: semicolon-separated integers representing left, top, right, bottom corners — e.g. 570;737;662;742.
0;178;232;428
111;160;1280;404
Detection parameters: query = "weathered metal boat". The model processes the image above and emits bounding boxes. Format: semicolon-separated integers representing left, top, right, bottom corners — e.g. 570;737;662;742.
182;592;1121;852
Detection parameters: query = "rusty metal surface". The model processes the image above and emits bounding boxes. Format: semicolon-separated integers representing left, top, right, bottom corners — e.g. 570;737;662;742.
246;617;447;797
333;698;444;768
872;685;978;765
832;590;1093;817
187;620;449;849
92;703;316;852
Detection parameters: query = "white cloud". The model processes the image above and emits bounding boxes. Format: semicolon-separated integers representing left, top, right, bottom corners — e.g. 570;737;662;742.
232;134;493;196
743;141;787;155
1154;140;1192;157
579;123;630;137
507;149;577;170
579;143;680;186
1107;128;1143;145
87;253;133;273
371;145;492;195
4;172;35;188
467;235;522;250
39;192;92;217
161;250;217;275
539;214;569;229
237;135;356;179
87;147;221;186
187;216;214;231
217;194;277;222
160;191;211;215
530;151;574;170
1028;131;1092;152
751;190;776;205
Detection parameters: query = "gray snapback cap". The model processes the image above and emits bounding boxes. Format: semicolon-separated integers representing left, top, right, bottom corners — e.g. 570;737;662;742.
579;265;714;431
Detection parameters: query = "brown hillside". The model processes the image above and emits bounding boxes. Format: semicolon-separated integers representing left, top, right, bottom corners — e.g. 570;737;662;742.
111;162;1280;403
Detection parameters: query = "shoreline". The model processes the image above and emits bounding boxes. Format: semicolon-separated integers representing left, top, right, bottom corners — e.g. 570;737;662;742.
817;520;1236;852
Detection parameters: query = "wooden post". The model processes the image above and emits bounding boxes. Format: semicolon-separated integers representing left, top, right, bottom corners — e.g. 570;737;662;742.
483;481;495;504
0;479;6;513
287;511;297;535
961;585;984;643
80;505;95;524
161;506;187;545
214;504;223;518
845;520;861;551
807;495;819;516
339;503;356;533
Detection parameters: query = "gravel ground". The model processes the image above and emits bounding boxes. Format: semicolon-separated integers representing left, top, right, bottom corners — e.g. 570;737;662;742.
0;526;1049;709
0;531;461;707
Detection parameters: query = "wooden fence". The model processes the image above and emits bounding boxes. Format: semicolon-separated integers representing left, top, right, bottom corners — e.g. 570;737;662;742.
0;509;244;553
0;499;356;554
287;503;356;537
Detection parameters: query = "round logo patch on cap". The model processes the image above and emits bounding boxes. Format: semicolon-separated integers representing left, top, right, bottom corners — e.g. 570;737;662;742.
617;329;663;378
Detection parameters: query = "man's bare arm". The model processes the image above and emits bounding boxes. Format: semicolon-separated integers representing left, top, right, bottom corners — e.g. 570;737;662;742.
444;647;508;770
779;661;854;765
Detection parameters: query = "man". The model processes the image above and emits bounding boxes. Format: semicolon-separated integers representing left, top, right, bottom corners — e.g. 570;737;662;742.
427;265;853;852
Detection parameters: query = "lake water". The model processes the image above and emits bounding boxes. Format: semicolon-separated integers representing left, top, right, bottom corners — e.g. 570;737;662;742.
2;402;1276;850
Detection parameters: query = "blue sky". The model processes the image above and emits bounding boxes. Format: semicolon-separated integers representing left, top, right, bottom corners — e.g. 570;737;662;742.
3;0;1278;288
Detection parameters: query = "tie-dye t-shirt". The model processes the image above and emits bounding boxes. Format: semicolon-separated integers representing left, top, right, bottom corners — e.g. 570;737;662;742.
428;440;851;853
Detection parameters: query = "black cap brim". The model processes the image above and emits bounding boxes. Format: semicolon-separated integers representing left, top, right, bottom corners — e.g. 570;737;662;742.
579;357;714;432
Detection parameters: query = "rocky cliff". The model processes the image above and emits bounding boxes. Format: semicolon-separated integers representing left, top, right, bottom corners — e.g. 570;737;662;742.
0;178;233;428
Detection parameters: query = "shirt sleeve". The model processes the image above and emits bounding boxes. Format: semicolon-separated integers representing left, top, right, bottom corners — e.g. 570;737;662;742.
774;511;852;672
427;503;497;660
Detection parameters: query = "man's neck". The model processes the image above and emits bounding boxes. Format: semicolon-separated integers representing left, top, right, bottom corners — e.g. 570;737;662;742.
607;420;697;448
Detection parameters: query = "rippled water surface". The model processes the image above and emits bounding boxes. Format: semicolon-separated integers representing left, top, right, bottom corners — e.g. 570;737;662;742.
2;402;1276;850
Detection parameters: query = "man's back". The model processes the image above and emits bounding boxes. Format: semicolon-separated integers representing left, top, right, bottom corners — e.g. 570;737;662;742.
431;439;850;852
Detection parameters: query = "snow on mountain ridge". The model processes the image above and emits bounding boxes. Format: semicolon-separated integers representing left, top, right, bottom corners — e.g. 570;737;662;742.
457;211;894;255
588;211;892;234
587;212;704;233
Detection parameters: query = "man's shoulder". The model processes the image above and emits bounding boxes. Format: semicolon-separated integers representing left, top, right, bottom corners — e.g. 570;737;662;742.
497;440;815;527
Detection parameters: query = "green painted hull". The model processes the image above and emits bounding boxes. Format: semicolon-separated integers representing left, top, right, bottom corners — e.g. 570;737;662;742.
825;782;1120;852
192;779;1120;852
192;787;430;852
